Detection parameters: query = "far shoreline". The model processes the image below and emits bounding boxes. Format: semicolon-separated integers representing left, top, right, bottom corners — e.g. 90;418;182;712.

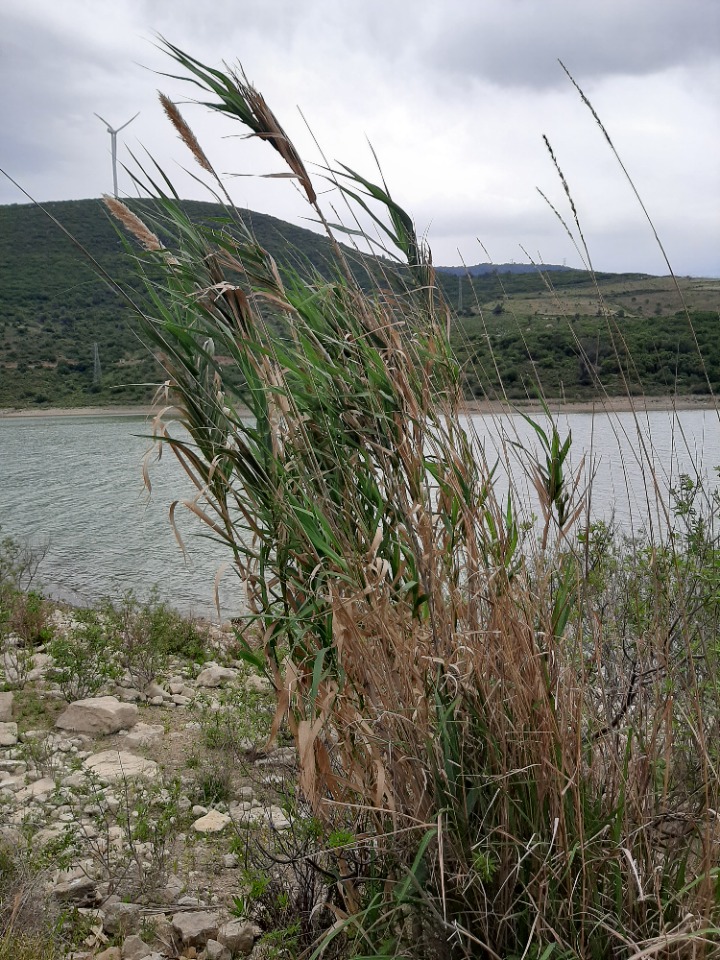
0;394;718;420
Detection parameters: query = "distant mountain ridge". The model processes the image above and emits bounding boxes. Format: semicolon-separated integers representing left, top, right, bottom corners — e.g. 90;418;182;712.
436;263;575;276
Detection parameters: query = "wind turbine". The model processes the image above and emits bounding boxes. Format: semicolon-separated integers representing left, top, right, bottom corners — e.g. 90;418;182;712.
94;111;139;198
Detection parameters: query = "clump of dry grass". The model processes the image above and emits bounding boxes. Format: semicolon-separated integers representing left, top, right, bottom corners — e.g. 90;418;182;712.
107;40;720;958
0;842;61;960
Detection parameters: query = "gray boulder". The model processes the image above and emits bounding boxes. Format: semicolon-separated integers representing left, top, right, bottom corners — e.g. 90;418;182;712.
218;919;262;956
56;696;138;735
196;664;238;687
205;940;232;960
103;900;141;937
120;935;154;959
0;722;18;747
171;909;221;948
0;692;13;722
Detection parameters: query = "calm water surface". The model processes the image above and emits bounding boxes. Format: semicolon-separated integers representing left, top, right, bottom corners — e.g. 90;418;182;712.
1;408;719;616
0;415;236;617
467;407;720;533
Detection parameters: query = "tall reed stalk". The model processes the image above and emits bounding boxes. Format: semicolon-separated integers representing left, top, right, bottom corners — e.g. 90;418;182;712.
108;42;720;958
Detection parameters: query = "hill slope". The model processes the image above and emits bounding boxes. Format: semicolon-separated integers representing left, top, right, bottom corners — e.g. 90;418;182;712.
0;199;718;408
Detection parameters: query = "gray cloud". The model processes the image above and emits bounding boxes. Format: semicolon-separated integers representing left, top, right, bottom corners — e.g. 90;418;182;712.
1;0;718;276
416;0;720;89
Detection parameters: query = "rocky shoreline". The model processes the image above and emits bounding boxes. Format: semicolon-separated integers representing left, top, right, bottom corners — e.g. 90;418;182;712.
0;605;302;959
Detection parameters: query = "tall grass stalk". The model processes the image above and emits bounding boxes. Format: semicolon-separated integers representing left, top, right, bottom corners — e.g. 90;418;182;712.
107;42;720;958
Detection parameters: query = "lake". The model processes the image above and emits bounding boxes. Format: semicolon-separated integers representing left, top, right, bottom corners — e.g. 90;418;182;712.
1;407;719;618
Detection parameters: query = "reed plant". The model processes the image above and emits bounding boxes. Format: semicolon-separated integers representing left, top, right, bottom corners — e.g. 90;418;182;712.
106;42;720;958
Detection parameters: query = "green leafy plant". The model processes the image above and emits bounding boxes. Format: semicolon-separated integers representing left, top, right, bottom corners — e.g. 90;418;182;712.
0;838;64;960
0;533;52;689
6;591;53;648
0;530;46;604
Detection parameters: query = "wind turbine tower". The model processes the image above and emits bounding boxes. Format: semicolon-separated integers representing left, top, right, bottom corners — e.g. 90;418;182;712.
94;111;139;198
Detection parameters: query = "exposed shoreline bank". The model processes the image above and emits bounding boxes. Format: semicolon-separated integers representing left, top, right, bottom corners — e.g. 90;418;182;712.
0;404;162;419
463;394;720;415
1;394;718;420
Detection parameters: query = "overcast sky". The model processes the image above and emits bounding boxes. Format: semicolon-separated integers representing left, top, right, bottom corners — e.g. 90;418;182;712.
2;0;719;275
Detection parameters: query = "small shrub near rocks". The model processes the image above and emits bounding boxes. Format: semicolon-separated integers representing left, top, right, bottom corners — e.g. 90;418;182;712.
0;932;60;960
195;678;277;758
101;589;170;692
55;772;187;899
161;609;212;663
6;590;54;648
0;529;46;610
1;580;53;693
229;814;345;956
192;762;234;807
102;588;212;691
0;532;52;690
47;609;121;701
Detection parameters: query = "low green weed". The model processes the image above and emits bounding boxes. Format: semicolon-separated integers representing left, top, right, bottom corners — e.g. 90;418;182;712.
0;529;46;603
191;762;234;806
0;933;60;960
194;680;275;755
6;591;53;647
54;770;185;898
0;839;63;959
101;589;171;690
0;531;50;678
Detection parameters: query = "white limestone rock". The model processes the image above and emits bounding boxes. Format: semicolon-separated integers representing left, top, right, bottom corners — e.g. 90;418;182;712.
123;722;164;747
218;920;262;956
100;873;142;916
0;722;18;747
56;696;139;735
120;934;154;959
0;692;14;722
143;681;169;700
195;664;238;688
192;810;231;834
171;910;220;948
244;673;272;694
14;776;56;802
83;750;158;783
205;940;232;960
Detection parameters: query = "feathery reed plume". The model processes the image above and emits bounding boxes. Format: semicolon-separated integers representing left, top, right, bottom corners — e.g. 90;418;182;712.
158;92;214;176
101;196;163;252
230;69;317;205
158;40;317;205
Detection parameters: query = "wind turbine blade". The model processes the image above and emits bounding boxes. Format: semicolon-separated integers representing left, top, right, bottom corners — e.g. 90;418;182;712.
94;112;111;128
116;111;140;132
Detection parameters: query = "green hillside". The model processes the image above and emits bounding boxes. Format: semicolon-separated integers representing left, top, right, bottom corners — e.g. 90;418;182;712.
451;273;720;400
0;199;718;408
0;198;356;408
